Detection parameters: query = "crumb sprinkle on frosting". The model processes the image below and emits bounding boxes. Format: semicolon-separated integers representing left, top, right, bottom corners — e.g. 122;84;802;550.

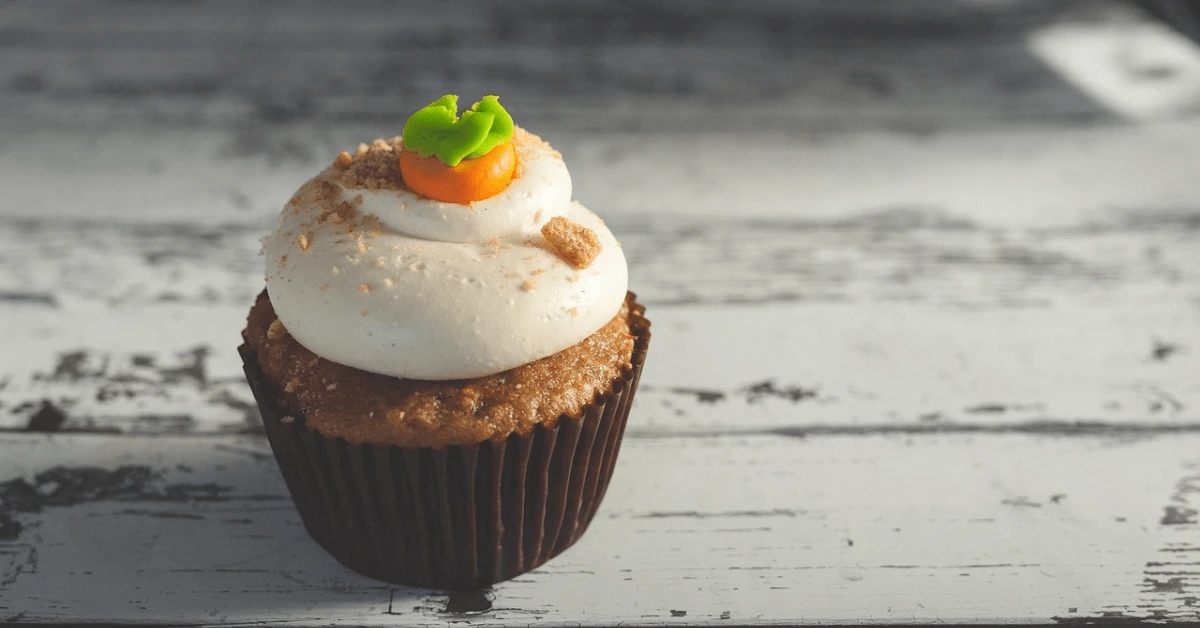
339;137;404;191
541;216;602;269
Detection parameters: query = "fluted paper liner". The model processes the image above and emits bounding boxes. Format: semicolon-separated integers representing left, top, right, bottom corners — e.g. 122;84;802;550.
239;294;650;589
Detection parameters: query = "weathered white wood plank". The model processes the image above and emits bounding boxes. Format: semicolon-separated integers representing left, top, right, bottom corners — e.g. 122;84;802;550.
2;299;1197;436
5;211;1198;308
0;432;1196;625
2;212;1196;434
5;123;1200;228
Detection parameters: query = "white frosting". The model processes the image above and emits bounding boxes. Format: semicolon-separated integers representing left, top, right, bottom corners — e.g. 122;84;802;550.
264;131;629;380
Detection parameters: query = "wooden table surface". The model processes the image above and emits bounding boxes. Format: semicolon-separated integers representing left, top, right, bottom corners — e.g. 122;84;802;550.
2;1;1200;625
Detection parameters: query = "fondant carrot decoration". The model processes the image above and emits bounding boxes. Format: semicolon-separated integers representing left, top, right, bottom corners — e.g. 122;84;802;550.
399;95;516;203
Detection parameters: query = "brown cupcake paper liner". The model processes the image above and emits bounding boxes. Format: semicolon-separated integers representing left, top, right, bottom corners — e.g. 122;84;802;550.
239;294;650;589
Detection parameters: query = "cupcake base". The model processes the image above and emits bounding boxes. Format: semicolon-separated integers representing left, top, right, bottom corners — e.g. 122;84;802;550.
239;295;649;589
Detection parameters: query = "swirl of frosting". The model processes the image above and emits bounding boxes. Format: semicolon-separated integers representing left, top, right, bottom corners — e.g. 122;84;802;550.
359;130;570;243
263;128;629;380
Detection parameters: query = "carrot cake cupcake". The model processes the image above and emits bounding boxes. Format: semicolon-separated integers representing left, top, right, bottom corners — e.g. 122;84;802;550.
239;94;650;588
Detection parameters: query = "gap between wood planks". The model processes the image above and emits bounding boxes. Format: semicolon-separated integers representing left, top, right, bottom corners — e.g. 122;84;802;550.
2;209;1198;308
1;298;1196;434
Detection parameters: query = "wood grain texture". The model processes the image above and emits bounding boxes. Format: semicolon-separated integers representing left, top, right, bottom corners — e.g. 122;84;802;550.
0;433;1197;625
5;124;1200;227
1;216;1196;436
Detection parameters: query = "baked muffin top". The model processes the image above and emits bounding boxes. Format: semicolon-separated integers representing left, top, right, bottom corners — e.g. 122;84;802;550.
245;291;638;448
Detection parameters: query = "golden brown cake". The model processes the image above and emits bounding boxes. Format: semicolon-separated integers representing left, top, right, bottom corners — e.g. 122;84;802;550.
244;291;636;448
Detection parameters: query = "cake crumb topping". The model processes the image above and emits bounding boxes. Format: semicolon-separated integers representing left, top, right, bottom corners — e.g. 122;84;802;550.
358;283;371;293
333;151;354;170
541;216;602;269
521;279;537;292
297;233;310;251
267;319;286;340
359;214;384;237
339;137;405;191
318;200;356;225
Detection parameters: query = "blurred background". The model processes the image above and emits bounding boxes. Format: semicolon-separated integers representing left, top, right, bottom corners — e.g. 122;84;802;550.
4;0;1200;227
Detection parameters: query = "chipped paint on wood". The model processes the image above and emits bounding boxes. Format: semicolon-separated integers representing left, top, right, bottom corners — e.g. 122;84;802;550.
0;434;1197;624
0;301;1197;434
0;219;1197;434
4;213;1198;309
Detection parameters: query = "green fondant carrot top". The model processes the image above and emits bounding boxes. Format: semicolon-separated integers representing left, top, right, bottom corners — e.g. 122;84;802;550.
401;95;514;167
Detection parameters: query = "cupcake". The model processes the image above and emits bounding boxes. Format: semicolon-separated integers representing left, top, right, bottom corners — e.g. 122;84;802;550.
239;94;650;589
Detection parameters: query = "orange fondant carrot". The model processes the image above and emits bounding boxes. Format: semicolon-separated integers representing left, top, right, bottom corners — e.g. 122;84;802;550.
399;140;516;204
